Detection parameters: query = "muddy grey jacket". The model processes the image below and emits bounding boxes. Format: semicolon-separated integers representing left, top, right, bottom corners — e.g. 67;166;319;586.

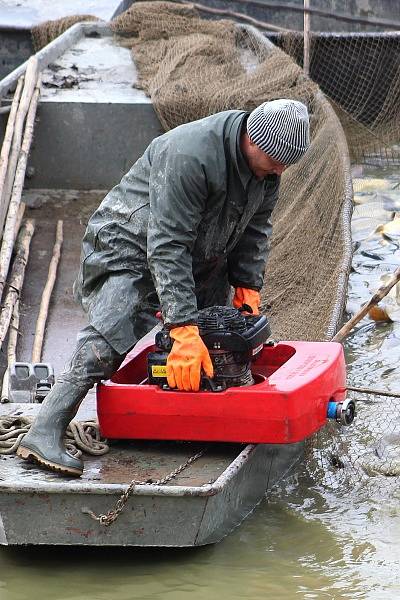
75;110;280;354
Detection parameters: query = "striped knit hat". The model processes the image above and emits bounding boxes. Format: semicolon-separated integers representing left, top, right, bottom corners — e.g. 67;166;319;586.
247;99;310;165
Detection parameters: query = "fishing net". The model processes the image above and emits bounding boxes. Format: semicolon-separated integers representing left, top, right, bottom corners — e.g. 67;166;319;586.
108;1;353;342
29;1;353;342
274;31;400;165
31;15;101;52
305;390;400;496
234;8;400;169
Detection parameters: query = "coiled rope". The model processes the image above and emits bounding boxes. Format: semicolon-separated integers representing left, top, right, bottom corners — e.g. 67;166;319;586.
0;415;109;457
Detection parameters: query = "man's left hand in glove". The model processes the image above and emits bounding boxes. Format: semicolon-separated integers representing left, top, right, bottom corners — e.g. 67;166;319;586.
233;287;261;315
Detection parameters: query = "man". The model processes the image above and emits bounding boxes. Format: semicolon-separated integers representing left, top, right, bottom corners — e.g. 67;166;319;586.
17;99;310;477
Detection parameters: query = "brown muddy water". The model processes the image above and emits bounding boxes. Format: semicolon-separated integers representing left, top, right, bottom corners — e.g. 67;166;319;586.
1;167;400;599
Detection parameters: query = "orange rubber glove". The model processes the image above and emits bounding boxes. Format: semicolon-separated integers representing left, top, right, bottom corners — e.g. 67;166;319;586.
167;325;214;392
233;287;261;315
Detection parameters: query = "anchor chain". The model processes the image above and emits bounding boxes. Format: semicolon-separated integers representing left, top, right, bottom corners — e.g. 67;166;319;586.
86;448;206;527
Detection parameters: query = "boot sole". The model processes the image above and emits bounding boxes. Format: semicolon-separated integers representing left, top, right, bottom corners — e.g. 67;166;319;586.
17;445;83;477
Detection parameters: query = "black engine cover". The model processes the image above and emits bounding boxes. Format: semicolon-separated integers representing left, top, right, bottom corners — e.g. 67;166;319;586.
148;306;271;391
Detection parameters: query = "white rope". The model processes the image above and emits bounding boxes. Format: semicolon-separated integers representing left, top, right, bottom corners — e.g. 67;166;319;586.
0;415;109;456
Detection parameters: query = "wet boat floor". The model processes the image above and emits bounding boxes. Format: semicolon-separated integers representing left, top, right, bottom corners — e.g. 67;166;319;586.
0;189;241;487
16;188;103;375
1;398;239;487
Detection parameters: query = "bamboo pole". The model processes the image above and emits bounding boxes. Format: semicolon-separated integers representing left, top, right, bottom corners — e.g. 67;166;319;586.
0;78;24;214
0;219;35;350
332;266;400;343
303;0;311;76
0;57;39;235
0;77;41;301
32;220;63;363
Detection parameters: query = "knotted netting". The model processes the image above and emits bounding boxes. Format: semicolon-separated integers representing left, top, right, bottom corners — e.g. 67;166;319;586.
31;1;354;341
278;30;400;165
32;15;101;51
305;390;400;496
109;1;353;342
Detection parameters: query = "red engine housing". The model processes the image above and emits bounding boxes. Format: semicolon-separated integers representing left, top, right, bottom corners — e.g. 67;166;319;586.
97;340;346;444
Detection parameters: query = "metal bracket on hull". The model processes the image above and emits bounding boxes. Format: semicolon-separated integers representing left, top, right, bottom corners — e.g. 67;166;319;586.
7;362;54;403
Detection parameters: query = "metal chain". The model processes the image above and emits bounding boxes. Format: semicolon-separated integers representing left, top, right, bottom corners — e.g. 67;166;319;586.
86;448;206;527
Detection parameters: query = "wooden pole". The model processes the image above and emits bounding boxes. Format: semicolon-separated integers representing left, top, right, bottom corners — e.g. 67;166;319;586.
0;219;35;349
0;203;26;402
192;2;291;32
0;202;26;402
0;78;24;217
0;57;39;236
32;220;63;363
332;266;400;343
0;77;41;301
7;299;19;370
303;0;311;76
13;202;25;242
346;386;400;398
0;299;20;402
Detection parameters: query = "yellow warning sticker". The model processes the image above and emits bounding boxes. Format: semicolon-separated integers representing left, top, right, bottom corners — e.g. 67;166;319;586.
151;365;167;377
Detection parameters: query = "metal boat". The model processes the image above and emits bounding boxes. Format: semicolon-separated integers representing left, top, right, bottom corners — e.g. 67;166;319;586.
0;20;351;546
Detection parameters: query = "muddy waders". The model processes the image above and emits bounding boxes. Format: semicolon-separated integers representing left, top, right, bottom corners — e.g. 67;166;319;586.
16;265;230;476
17;326;124;477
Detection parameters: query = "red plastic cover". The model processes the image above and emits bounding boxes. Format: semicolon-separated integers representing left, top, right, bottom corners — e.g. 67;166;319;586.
97;340;346;444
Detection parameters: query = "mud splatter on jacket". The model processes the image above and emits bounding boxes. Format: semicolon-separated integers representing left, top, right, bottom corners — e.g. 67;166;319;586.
74;110;280;354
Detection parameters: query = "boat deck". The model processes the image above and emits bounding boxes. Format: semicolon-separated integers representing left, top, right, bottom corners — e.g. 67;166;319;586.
40;35;149;105
0;410;238;488
1;188;239;488
17;189;101;373
0;190;94;399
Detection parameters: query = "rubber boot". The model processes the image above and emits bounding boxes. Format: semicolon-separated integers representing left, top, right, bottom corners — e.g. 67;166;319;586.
17;380;87;477
17;325;125;477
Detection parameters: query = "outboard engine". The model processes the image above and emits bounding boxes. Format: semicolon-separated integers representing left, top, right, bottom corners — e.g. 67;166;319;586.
147;306;271;391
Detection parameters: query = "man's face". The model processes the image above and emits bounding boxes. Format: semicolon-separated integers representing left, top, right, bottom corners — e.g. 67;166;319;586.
246;138;287;179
